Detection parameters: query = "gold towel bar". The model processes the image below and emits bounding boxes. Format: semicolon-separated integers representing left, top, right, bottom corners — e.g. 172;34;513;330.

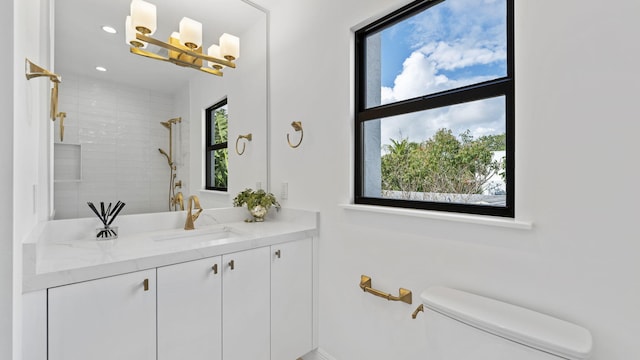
359;275;412;304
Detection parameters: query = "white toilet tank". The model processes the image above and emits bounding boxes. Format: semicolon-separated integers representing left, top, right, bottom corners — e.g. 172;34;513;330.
421;287;593;360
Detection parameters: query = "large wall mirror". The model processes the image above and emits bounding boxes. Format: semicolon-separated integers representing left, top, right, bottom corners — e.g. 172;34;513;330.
52;0;269;219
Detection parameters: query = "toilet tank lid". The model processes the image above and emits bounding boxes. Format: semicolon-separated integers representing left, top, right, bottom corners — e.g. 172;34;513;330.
421;287;593;360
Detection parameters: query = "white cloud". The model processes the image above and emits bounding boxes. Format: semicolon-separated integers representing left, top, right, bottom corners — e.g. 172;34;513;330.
377;0;507;149
381;45;501;105
421;41;506;72
379;97;504;150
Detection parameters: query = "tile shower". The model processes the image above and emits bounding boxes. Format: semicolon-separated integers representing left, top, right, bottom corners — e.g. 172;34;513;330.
53;74;189;219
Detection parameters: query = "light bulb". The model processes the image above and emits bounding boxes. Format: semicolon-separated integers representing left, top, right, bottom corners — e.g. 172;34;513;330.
130;0;157;35
220;33;239;60
207;44;225;69
179;17;202;49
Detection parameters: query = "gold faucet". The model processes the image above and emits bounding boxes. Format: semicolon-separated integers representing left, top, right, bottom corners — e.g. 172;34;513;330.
184;195;203;230
172;191;184;211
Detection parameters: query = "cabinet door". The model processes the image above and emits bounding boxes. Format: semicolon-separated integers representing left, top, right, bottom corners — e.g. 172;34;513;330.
222;247;271;360
271;238;313;360
157;256;222;360
48;269;156;360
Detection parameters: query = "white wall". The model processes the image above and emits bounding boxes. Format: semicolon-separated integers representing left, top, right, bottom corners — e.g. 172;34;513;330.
188;15;268;208
1;1;14;358
265;0;640;359
10;0;51;358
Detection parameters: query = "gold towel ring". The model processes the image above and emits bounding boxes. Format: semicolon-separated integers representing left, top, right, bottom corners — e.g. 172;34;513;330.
235;133;252;155
287;121;303;148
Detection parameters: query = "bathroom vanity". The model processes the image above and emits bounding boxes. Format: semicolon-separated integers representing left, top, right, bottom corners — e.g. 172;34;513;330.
22;208;318;360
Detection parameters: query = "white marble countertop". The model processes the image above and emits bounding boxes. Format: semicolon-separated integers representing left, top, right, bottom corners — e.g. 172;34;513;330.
23;208;318;292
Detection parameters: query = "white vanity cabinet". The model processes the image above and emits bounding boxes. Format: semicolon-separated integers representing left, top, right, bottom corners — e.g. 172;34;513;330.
44;238;315;360
271;238;313;360
48;269;156;360
157;256;222;360
222;246;271;360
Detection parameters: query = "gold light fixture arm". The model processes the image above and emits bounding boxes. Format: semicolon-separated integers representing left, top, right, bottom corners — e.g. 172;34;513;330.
359;275;412;304
130;47;224;77
136;33;236;69
287;121;304;148
130;33;236;77
235;133;252;155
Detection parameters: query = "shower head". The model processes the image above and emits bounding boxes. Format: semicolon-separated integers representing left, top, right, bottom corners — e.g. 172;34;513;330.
160;121;171;130
158;148;171;166
168;117;182;125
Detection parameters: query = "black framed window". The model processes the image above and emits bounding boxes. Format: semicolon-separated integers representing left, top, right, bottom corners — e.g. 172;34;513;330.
355;0;514;217
205;99;229;191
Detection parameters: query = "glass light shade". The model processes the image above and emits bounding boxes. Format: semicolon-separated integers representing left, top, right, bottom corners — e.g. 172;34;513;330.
179;17;202;49
220;33;240;60
170;32;180;41
130;0;157;35
207;44;225;69
125;16;147;48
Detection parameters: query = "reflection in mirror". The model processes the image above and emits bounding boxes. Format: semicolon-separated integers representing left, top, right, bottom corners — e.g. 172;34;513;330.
52;0;268;219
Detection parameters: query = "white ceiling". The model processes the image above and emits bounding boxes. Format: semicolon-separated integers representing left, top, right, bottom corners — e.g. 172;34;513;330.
54;0;265;93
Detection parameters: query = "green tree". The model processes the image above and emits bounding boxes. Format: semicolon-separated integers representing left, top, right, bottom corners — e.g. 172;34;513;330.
381;139;421;199
381;129;504;200
213;108;228;188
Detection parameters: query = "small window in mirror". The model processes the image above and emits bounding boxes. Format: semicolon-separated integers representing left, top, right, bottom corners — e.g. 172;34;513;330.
205;99;229;191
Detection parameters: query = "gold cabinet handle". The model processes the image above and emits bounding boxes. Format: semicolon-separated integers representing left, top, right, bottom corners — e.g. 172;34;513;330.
228;260;235;270
212;264;218;274
359;275;412;304
143;278;149;291
275;250;281;259
411;304;424;319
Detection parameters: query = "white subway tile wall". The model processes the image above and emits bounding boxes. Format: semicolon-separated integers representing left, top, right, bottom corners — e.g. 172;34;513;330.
54;74;188;219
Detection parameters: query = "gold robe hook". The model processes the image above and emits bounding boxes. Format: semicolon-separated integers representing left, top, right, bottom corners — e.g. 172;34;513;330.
26;59;67;141
287;121;303;148
25;58;61;83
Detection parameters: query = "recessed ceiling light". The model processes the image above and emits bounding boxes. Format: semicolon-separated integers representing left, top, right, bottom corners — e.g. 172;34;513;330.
96;66;107;72
102;26;117;34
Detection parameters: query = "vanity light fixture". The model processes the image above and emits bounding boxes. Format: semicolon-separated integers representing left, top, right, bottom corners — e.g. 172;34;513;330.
126;0;240;77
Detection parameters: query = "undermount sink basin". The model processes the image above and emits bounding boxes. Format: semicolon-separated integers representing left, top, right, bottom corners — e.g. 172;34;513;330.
151;226;243;242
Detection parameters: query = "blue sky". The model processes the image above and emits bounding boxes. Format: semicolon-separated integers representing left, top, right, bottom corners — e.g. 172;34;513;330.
380;22;414;87
374;0;507;149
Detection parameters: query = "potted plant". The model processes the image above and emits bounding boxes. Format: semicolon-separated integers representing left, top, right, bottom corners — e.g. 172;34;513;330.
233;188;281;222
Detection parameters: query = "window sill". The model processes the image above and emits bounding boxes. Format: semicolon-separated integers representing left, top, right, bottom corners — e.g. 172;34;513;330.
199;189;229;196
339;204;533;230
